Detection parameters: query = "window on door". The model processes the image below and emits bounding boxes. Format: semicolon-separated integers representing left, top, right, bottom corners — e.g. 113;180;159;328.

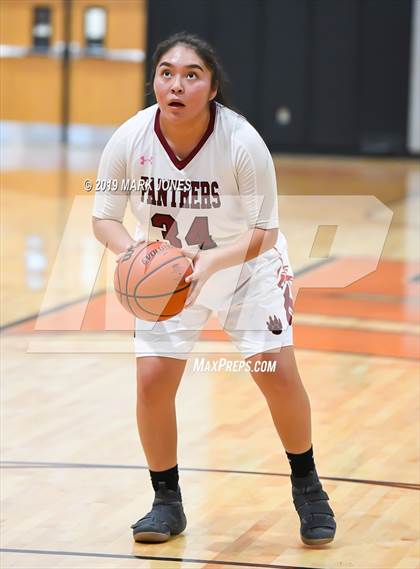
84;7;107;50
32;6;52;51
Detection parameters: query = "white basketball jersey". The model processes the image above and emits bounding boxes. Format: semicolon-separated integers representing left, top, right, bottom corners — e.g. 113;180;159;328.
93;102;287;256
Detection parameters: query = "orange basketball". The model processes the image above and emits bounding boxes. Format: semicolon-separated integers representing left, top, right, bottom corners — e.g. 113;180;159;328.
114;241;193;321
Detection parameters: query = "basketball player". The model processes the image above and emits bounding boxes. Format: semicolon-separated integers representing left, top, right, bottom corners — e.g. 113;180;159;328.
92;33;336;547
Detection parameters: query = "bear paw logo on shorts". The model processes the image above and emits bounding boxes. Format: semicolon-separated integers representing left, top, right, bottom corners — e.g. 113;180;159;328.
266;314;282;335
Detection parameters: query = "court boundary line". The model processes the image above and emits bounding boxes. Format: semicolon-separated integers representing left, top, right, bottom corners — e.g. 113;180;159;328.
0;289;106;332
0;548;320;569
1;461;418;491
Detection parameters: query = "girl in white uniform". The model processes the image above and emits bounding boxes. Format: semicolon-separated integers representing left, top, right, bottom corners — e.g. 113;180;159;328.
92;32;335;547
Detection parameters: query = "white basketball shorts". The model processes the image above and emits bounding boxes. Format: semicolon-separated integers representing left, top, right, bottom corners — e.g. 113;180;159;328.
134;246;294;359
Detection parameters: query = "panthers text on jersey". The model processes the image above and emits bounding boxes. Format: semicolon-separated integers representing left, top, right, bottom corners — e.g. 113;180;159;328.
93;101;286;256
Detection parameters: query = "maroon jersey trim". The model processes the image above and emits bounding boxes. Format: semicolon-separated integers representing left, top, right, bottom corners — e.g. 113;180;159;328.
154;102;216;170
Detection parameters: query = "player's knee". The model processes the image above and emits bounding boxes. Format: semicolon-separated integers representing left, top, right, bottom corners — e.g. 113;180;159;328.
256;371;301;398
275;373;300;392
136;372;165;405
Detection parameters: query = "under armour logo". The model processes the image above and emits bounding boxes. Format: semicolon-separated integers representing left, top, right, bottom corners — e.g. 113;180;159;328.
139;155;153;165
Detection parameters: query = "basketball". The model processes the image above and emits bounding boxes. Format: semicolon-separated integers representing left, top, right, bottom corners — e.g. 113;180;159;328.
114;241;193;321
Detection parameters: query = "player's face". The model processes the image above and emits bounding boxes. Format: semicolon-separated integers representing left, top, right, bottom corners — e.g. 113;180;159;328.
154;45;217;122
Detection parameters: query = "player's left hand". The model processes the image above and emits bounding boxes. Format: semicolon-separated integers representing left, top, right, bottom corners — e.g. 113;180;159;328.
181;248;218;308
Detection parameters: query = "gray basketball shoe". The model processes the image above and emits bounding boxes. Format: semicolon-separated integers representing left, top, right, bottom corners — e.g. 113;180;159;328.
291;469;336;545
131;482;187;543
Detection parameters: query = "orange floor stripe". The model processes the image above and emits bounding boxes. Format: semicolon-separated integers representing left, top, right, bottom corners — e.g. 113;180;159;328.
5;259;419;359
295;291;419;323
296;258;420;297
295;258;419;323
294;324;419;360
199;325;419;359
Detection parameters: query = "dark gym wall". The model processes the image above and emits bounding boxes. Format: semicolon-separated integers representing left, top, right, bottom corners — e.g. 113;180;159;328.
145;0;262;124
360;0;413;153
146;0;413;155
308;0;361;150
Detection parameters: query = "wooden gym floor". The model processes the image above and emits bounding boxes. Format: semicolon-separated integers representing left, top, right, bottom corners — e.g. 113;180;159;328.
1;140;419;568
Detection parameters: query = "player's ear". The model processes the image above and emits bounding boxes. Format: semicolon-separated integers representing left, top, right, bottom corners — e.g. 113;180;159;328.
209;80;218;102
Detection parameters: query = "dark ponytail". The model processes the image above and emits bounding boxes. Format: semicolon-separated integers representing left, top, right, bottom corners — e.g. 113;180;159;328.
149;32;231;108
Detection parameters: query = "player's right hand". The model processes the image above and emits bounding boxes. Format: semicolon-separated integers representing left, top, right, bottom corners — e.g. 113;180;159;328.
115;240;145;262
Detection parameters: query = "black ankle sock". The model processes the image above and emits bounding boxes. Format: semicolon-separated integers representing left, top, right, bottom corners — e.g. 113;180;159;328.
149;464;179;492
286;446;315;478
